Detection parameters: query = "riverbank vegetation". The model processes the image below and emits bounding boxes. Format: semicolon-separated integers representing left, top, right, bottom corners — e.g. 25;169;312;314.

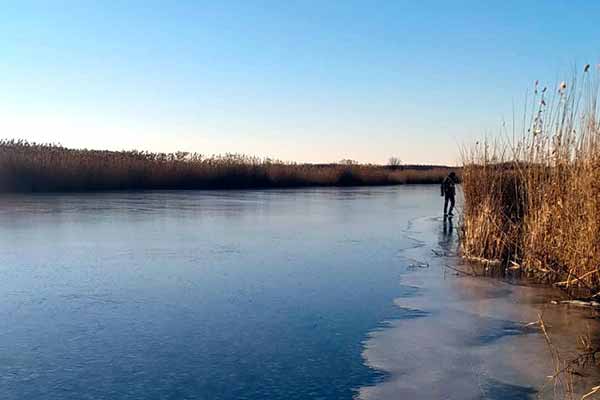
461;67;600;296
0;140;455;192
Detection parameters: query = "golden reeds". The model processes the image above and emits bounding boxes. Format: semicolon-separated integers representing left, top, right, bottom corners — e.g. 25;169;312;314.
461;66;600;294
0;139;455;192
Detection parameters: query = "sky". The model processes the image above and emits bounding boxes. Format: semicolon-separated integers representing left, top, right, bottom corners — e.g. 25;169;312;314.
1;1;599;165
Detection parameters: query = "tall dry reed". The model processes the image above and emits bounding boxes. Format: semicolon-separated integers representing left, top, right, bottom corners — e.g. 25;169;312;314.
461;66;600;293
0;140;455;192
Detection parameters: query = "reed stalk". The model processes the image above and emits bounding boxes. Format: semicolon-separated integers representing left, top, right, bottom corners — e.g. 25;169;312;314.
461;66;600;294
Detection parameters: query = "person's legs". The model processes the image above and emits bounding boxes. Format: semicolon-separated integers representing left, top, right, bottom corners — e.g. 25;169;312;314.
448;195;455;215
444;195;449;215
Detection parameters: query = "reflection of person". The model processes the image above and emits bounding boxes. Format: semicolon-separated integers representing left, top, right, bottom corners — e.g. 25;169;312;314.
439;208;455;254
440;172;458;216
443;215;453;235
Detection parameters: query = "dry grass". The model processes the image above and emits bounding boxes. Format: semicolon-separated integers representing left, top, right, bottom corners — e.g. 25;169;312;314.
0;140;455;192
461;66;600;295
536;313;600;400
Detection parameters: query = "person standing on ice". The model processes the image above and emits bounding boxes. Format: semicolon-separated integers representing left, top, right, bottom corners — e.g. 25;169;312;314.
441;171;458;216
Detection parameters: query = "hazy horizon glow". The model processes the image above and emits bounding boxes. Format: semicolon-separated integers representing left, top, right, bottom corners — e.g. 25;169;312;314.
2;1;599;165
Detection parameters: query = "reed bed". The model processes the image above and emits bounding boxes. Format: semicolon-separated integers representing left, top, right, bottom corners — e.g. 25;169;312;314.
461;66;600;294
0;140;454;192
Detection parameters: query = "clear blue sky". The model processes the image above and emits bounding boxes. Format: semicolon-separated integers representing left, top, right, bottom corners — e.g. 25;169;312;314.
1;1;599;164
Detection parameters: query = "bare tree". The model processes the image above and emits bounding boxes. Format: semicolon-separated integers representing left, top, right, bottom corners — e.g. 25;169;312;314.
388;157;402;167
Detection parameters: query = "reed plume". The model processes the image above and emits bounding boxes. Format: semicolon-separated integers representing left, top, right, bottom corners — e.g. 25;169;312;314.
461;66;600;294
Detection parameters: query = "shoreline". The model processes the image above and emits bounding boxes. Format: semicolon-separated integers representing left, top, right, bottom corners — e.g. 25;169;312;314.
0;181;446;195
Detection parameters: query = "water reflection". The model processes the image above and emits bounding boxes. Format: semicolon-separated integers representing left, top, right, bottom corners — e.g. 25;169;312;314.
440;215;455;253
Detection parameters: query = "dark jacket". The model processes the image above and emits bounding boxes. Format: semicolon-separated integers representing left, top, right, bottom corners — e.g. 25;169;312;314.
441;175;456;197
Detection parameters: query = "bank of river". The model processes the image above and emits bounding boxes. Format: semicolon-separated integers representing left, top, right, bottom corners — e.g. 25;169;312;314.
0;186;597;399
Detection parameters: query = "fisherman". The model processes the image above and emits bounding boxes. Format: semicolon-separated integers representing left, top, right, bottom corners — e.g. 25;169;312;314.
441;171;457;216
